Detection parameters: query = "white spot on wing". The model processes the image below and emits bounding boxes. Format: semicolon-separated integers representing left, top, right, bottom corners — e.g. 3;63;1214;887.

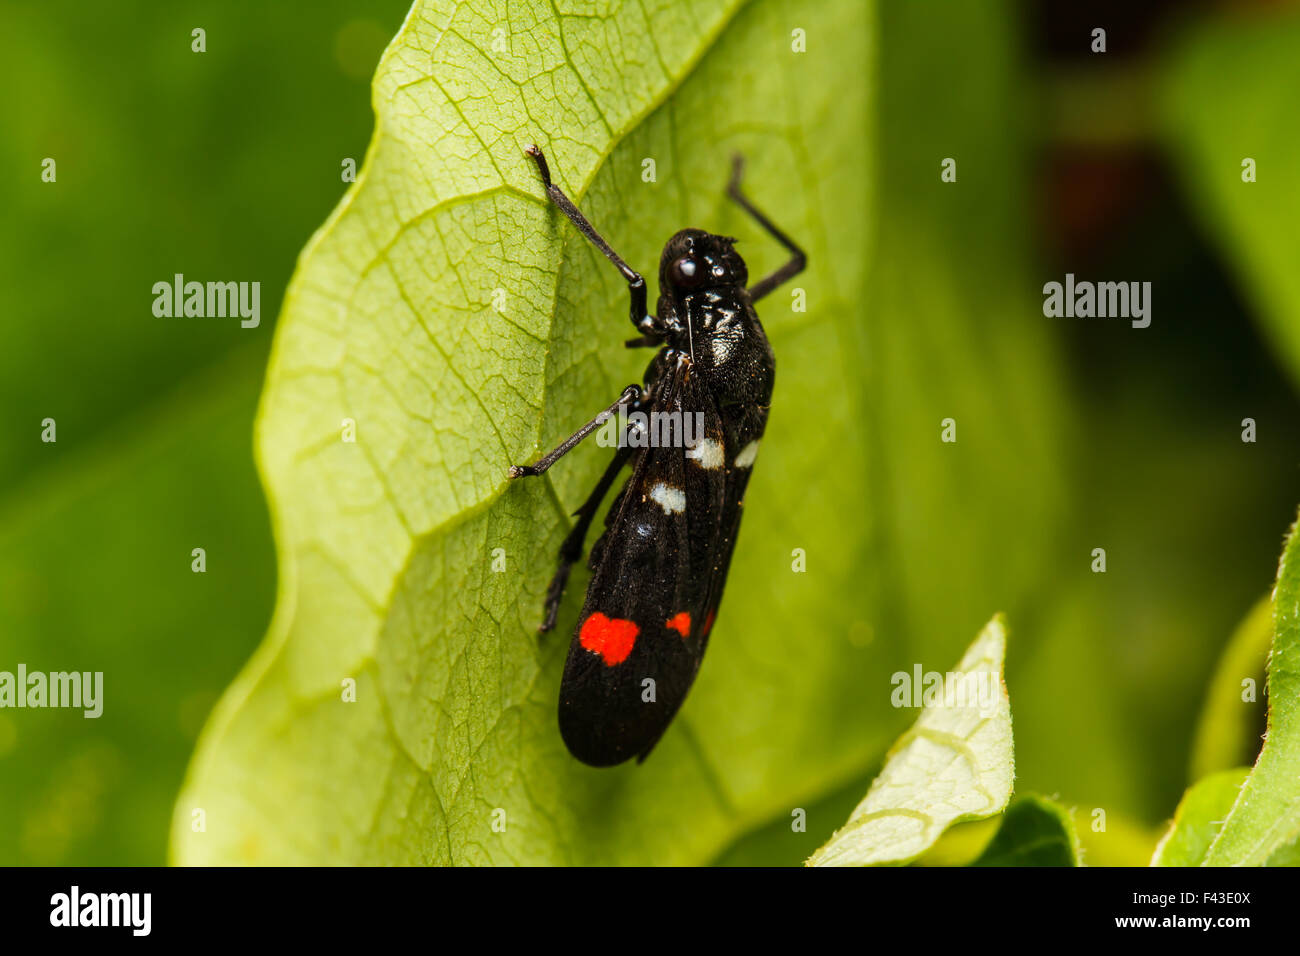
685;437;724;470
735;440;760;468
649;482;686;514
711;337;730;365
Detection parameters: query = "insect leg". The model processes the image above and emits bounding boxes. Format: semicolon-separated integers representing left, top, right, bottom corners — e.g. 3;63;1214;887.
623;334;661;348
508;384;642;478
539;445;633;632
726;154;807;302
526;145;656;336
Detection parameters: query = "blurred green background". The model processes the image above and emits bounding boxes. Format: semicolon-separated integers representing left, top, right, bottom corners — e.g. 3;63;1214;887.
2;0;1298;865
0;0;413;865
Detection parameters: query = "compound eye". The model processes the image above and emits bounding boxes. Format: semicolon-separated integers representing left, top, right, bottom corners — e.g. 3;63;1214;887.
671;256;705;288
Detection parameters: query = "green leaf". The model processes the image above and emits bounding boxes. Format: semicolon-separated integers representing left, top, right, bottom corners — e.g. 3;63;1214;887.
1151;768;1249;867
807;616;1013;867
1189;597;1271;782
173;0;1068;866
972;795;1079;867
173;0;878;867
1160;6;1300;389
1204;511;1300;865
1264;835;1300;866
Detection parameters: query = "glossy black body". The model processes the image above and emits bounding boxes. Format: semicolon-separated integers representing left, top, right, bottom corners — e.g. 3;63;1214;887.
560;233;774;766
511;146;804;767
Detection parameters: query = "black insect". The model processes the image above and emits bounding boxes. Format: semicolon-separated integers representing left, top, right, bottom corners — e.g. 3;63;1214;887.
510;144;805;767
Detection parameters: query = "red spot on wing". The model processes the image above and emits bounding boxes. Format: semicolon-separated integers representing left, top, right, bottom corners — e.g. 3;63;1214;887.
702;609;717;637
666;612;691;638
579;613;639;666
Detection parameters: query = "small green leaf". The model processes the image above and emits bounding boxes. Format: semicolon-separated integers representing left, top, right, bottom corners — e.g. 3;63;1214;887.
807;616;1013;867
1151;768;1249;867
972;795;1079;867
1204;511;1300;865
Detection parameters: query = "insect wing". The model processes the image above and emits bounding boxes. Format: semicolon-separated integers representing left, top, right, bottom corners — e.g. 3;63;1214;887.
559;360;727;765
693;397;770;651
